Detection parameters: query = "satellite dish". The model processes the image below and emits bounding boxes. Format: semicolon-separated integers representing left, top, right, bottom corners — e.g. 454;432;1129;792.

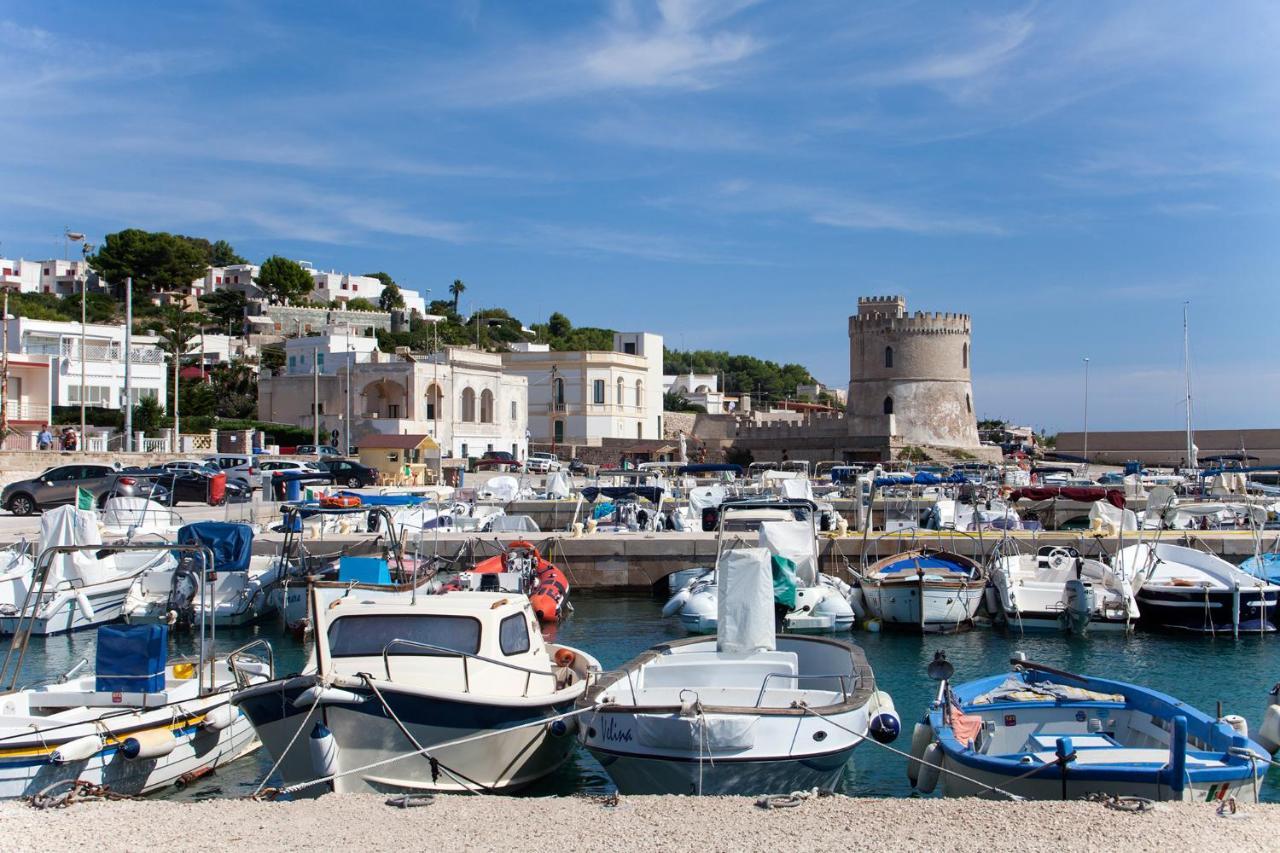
926;650;954;682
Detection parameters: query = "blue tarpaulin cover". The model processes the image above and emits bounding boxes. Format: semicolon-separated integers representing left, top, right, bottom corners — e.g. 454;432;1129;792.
96;624;167;693
874;471;971;487
338;556;392;585
176;521;253;572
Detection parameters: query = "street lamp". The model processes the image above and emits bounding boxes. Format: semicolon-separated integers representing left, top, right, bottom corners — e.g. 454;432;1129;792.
1082;357;1090;478
76;239;93;452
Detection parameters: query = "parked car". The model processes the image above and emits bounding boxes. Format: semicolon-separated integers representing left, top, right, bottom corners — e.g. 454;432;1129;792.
257;459;323;492
526;452;562;474
568;458;589;475
2;464;167;516
312;459;378;488
295;444;344;458
474;451;523;472
203;454;260;492
123;464;244;506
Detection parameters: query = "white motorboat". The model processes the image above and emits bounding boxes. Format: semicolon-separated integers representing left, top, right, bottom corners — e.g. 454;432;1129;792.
99;497;186;542
124;522;290;628
1115;542;1279;634
581;547;898;795
987;545;1139;634
858;548;987;633
0;506;174;636
231;590;599;795
664;499;855;634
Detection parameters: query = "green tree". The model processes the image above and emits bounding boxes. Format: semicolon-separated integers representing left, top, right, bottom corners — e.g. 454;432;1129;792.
209;239;247;266
210;361;259;418
449;279;466;312
376;280;406;312
199;289;247;334
346;297;377;312
663;391;705;413
547;312;572;338
153;306;205;430
89;229;208;295
84;293;118;324
132;396;166;436
255;256;313;305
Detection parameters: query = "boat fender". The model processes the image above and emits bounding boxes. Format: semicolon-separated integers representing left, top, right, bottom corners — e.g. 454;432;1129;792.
554;648;577;668
907;722;932;786
121;728;177;761
862;618;881;633
915;743;942;794
846;586;867;621
662;588;692;618
203;705;237;732
309;722;339;779
1257;702;1280;755
1219;714;1248;738
870;712;901;744
292;685;370;708
74;590;96;621
50;734;103;764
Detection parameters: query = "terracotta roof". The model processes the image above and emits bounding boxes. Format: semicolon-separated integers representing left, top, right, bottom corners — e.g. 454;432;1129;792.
357;433;436;449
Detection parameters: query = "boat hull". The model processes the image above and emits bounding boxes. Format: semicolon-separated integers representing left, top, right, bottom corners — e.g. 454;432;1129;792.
587;743;857;795
233;676;579;796
1135;586;1278;634
859;581;986;633
0;576;136;636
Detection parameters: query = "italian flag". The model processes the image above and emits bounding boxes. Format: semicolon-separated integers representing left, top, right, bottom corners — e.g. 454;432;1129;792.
76;487;95;511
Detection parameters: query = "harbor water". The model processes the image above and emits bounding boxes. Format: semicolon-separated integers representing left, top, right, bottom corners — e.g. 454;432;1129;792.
8;592;1279;802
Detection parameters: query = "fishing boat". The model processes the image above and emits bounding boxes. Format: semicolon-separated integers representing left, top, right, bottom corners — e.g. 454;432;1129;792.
910;654;1270;801
0;506;175;636
0;538;270;799
1114;542;1279;634
987;545;1139;634
581;547;898;795
440;540;570;623
231;591;599;796
857;548;986;633
123;522;291;628
664;499;855;634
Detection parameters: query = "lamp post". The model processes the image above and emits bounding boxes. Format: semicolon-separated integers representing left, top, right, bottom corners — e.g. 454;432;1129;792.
77;240;93;452
124;277;133;452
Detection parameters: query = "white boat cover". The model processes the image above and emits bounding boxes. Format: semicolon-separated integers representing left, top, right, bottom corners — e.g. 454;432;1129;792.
545;471;572;500
688;485;726;515
1088;500;1138;533
779;477;814;501
101;497;177;537
757;521;817;586
481;476;520;503
716;547;775;655
40;505;115;585
488;515;540;532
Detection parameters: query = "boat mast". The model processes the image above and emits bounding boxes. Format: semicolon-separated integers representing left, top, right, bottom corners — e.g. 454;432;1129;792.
1183;302;1195;475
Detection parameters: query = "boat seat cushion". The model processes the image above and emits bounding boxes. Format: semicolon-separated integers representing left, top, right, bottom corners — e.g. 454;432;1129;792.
643;651;799;690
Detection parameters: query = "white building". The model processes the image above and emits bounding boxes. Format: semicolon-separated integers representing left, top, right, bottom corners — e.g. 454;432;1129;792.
0;258;42;294
502;332;664;446
0;258;99;296
259;345;528;461
284;326;381;376
663;372;726;413
3;318;167;410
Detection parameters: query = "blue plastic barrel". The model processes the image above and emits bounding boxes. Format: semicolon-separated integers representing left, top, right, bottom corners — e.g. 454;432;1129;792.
285;478;302;502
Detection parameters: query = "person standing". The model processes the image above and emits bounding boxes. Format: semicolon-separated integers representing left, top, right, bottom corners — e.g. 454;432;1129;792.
37;424;53;450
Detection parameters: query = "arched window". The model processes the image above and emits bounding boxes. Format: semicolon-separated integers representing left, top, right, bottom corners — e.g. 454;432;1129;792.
617;377;625;405
884;346;894;369
883;396;894;415
962;342;969;370
480;389;494;423
425;383;442;421
636;379;644;408
460;387;476;422
552;377;564;408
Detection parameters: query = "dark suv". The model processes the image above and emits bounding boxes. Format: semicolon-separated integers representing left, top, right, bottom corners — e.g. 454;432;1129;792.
474;451;522;472
312;459;378;488
1;464;164;516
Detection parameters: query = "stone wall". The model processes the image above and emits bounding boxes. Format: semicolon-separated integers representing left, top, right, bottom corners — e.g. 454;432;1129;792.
1056;429;1280;466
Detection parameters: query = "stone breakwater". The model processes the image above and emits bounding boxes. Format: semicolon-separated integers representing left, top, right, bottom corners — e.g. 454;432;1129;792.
0;795;1273;852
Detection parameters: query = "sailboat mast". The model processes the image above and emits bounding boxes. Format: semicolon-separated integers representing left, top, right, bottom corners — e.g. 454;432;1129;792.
1183;302;1194;472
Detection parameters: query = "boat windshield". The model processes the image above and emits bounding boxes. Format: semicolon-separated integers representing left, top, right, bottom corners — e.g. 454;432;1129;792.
327;614;481;657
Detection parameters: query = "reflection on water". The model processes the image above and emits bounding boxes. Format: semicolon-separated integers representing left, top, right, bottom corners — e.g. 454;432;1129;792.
5;592;1278;801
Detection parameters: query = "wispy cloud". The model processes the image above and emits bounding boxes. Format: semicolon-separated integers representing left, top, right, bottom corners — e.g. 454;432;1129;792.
502;221;763;265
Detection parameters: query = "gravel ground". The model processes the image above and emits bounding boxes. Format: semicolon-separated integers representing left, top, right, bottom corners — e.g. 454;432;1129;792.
0;795;1274;852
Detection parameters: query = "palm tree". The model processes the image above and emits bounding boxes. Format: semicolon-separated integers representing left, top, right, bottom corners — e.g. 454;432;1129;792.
449;279;466;313
154;306;205;439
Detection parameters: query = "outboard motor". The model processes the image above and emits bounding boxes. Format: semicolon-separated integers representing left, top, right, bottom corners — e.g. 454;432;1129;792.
166;558;201;628
1061;558;1095;635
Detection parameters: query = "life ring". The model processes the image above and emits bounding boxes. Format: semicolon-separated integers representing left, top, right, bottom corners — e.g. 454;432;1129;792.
554;648;576;668
320;495;361;509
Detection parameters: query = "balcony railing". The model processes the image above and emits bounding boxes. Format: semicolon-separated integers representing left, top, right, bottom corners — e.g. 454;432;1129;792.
3;400;49;421
58;339;165;365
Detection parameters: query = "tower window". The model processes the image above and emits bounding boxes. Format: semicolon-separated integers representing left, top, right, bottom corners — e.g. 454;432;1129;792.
884;346;893;369
883;396;894;415
966;393;972;413
963;342;969;370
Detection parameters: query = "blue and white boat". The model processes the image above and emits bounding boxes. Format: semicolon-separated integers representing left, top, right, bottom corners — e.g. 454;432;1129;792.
858;548;987;633
911;655;1270;802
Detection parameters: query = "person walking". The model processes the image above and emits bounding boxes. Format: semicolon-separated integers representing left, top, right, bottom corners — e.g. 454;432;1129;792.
37;424;53;450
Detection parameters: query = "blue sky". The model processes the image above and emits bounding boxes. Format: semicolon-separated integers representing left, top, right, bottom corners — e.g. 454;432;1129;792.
3;1;1278;433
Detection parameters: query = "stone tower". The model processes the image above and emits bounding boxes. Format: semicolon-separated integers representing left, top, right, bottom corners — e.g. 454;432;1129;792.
846;295;980;450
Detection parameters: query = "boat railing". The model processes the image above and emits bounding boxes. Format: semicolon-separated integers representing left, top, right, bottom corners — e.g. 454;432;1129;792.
227;638;276;689
380;639;555;697
753;671;859;708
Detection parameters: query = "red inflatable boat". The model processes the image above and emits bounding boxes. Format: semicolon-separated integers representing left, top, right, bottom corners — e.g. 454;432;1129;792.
462;541;570;623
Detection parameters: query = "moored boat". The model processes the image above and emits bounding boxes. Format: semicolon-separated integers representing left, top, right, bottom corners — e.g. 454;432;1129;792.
1115;542;1279;634
858;548;986;633
987;545;1139;634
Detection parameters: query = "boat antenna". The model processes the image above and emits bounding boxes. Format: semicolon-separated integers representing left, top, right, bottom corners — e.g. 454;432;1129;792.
1183;302;1195;479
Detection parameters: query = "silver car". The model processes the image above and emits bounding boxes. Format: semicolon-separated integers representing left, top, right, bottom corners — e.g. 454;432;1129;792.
1;464;160;516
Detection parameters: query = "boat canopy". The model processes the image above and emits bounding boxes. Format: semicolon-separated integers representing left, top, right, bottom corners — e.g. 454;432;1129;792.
175;521;253;572
676;463;743;476
582;486;665;503
1009;486;1125;508
874;471;969;486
